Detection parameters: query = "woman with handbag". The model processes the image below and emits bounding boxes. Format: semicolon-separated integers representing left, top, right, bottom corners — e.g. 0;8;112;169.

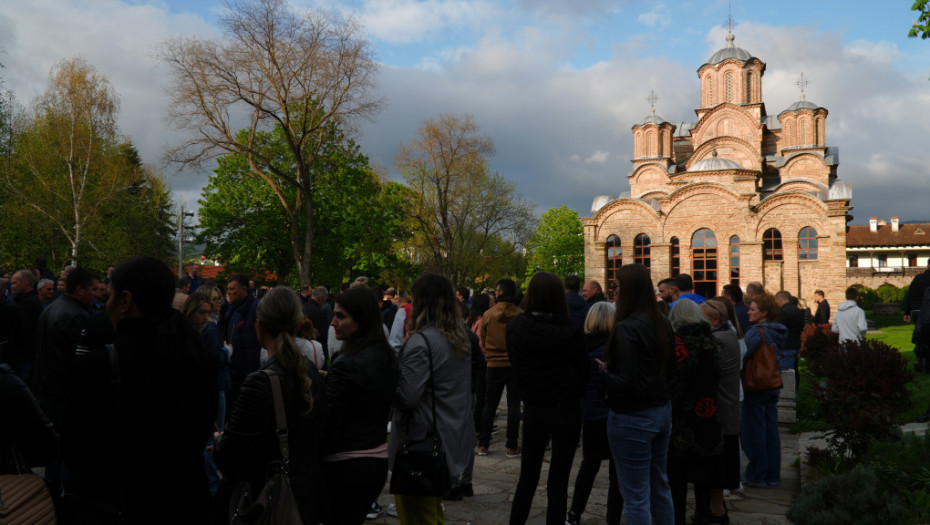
214;286;327;524
597;263;675;525
740;293;787;489
323;287;399;525
388;272;474;523
507;271;588;525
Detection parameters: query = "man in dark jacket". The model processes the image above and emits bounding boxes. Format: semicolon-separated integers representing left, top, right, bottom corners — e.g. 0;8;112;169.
303;286;330;349
775;291;805;393
8;270;43;382
225;274;260;410
812;289;830;325
564;275;587;328
582;280;608;305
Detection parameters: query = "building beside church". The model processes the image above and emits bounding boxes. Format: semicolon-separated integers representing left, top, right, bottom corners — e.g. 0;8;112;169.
583;31;853;305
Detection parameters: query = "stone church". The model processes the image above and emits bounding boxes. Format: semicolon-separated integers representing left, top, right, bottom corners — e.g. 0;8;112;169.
583;31;853;305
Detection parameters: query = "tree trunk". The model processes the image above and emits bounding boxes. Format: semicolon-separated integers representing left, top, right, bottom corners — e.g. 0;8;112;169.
298;183;314;286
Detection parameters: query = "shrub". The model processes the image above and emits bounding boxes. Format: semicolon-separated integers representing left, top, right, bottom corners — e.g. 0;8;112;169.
787;464;910;525
858;286;879;310
805;333;915;459
877;283;906;304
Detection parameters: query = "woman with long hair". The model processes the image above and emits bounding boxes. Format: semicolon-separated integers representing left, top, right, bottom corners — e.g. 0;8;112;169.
389;272;474;523
566;300;624;525
741;293;786;488
667;299;723;525
324;287;399;524
214;286;326;524
507;272;588;525
598;263;675;525
183;291;230;496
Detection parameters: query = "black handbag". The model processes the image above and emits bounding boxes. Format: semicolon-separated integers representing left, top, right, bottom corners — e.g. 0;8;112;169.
389;334;451;497
229;370;303;525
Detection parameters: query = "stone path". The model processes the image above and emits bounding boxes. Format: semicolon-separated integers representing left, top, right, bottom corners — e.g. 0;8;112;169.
370;402;800;525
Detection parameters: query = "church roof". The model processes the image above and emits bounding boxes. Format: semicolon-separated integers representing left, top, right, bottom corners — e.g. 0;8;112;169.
639;113;668;125
704;33;756;66
690;154;743;172
848;224;930;247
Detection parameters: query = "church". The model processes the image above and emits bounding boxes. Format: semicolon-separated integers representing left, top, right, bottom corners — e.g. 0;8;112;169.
583;30;852;305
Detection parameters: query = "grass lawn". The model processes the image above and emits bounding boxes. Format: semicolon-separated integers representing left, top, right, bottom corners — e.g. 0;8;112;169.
792;311;930;434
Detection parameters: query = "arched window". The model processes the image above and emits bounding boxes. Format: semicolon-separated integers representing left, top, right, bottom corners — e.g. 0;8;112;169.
658;131;664;157
745;71;753;103
763;228;783;261
692;228;718;298
798;227;818;260
647;132;654;156
729;235;740;286
814;119;820;145
634;233;651;270
725;72;733;103
606;235;622;297
800;120;807;145
670;237;681;277
706;76;714;106
785;121;794;147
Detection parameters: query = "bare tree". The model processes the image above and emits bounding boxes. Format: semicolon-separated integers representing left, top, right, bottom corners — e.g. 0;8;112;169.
2;57;133;267
159;0;382;284
396;113;535;285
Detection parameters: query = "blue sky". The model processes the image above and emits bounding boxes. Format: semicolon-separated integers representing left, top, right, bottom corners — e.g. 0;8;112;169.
3;0;930;224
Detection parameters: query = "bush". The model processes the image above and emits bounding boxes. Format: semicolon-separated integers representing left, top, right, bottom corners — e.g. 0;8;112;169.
787;464;910;524
804;331;915;459
858;286;879;310
877;283;906;304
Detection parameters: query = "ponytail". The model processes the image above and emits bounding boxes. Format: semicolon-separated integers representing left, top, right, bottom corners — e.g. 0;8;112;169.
257;286;315;415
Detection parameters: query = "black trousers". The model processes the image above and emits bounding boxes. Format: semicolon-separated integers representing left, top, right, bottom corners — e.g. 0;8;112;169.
478;367;520;449
322;457;387;525
569;418;623;524
509;401;582;525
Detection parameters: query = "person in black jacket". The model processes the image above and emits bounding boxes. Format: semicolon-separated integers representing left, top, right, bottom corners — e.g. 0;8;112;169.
597;263;675;525
215;286;327;524
0;363;58;473
324;287;399;525
60;257;217;524
507;271;588;525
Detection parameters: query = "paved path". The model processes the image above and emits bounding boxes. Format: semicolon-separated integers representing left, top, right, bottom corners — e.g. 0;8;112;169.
370;405;799;525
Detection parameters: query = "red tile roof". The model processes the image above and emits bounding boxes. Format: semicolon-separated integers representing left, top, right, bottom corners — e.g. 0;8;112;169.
173;264;278;283
847;223;930;247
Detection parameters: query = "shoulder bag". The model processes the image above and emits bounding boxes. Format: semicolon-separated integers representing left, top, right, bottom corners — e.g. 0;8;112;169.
229;370;302;525
741;327;784;392
0;445;57;525
389;333;451;497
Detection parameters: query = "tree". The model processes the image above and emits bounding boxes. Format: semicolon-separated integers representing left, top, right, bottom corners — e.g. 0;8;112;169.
1;57;136;267
395;113;535;286
525;205;584;280
197;124;413;285
910;0;930;39
160;0;382;285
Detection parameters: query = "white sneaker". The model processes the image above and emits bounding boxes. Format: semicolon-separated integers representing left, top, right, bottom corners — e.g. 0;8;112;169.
366;502;383;520
386;503;398;517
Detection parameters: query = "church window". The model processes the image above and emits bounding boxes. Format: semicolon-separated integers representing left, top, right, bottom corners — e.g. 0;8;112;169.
763;228;783;261
634;233;651;270
798;227;818;260
729;235;740;286
814;119;820;145
658;131;664;156
785;122;794;147
800;120;807;145
691;228;718;299
745;72;753;103
647;132;654;156
671;237;681;277
606;235;622;298
725;72;733;103
706;76;714;106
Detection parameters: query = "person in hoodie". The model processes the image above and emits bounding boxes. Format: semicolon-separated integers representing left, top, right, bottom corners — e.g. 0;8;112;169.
831;287;868;345
741;293;787;488
507;271;588;525
477;278;524;457
566;301;623;525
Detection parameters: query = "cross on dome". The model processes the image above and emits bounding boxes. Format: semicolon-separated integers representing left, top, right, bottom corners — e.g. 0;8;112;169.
647;90;659;116
796;72;810;101
725;2;737;47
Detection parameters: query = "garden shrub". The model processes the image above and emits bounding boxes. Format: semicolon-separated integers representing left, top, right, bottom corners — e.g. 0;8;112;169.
787;464;910;525
877;283;906;304
803;327;914;459
857;286;879;310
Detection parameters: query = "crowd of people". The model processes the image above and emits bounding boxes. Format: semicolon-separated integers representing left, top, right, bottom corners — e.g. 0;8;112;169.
1;257;867;525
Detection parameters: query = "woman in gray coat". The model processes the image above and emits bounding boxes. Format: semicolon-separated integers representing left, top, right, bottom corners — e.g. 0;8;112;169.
389;272;474;524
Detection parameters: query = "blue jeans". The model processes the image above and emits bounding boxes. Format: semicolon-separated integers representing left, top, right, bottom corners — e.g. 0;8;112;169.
607;404;674;525
741;390;781;485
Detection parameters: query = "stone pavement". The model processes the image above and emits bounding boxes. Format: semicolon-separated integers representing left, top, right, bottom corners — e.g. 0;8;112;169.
369;405;799;525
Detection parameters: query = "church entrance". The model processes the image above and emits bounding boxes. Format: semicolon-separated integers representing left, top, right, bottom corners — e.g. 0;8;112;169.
691;228;718;299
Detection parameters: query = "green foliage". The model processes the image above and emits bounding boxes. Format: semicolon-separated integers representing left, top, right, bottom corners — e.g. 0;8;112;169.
787;464;910;525
198;124;414;285
877;283;907;304
525;206;584;282
911;0;930;40
857;286;880;310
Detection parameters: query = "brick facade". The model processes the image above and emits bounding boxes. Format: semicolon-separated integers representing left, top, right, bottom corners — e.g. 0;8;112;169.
584;32;853;308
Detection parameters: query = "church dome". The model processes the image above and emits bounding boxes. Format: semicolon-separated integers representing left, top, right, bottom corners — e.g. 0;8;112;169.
704;33;755;66
639;112;668;126
780;99;824;114
690;154;742;172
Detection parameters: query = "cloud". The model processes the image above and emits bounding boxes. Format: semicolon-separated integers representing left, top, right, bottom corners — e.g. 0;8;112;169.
638;3;670;28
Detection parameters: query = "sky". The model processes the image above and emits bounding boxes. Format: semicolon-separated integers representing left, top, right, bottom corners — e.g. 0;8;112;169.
2;0;930;225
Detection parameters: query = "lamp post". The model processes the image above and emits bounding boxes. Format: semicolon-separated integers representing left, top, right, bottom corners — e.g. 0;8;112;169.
178;202;195;276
